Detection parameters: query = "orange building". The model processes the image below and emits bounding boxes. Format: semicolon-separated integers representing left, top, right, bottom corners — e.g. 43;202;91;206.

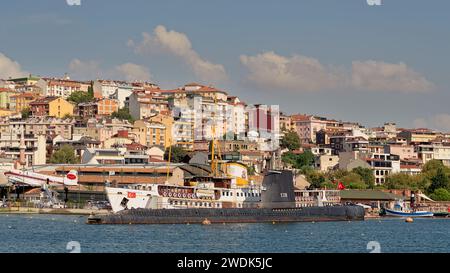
97;98;119;116
77;98;119;118
9;93;39;113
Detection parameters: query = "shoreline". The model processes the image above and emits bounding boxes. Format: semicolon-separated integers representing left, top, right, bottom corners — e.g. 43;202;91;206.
0;207;109;216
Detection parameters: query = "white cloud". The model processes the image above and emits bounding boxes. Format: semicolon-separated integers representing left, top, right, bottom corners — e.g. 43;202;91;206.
69;59;102;80
113;63;151;82
0;53;28;79
413;114;450;132
128;25;227;83
240;51;434;93
240;51;345;92
351;60;433;93
68;59;152;82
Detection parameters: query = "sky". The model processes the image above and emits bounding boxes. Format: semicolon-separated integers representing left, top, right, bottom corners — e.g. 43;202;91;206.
0;0;449;131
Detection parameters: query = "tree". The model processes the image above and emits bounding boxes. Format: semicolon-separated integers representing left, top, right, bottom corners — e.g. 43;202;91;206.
430;188;450;201
21;107;31;119
306;170;329;189
87;85;94;98
281;150;314;169
352;167;375;189
164;145;188;163
340;173;367;189
325;169;349;181
280;130;300;151
296;150;314;169
384;173;428;191
111;107;134;123
67;91;93;104
50;145;79;164
428;167;450;193
422;160;445;173
281;151;298;167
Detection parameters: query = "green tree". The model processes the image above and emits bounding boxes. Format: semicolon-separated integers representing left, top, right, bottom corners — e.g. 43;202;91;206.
296;150;314;169
306;170;329;189
429;188;450;201
164;145;189;163
111;107;134;123
21;107;31;119
325;169;349;181
67;91;94;104
281;150;314;169
428;167;450;193
281;151;298;167
50;145;79;164
422;160;445;173
340;173;367;189
280;130;300;151
384;173;429;191
87;85;94;98
352;167;375;189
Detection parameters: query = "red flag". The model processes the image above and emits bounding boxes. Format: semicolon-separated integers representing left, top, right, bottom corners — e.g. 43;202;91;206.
337;181;346;190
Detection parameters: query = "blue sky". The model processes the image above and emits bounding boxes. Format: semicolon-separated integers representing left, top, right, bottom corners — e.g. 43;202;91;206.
1;0;449;131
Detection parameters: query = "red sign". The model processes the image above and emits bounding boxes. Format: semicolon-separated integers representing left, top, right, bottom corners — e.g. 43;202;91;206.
66;173;77;180
127;192;136;198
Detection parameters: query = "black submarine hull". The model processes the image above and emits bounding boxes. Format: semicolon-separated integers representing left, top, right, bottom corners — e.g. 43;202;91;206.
87;206;365;224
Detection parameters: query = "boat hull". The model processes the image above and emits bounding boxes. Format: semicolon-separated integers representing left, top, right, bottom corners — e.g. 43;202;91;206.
87;205;365;225
385;209;433;217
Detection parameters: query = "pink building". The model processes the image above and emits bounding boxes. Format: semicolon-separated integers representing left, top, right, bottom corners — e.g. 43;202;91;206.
385;144;418;160
292;114;327;144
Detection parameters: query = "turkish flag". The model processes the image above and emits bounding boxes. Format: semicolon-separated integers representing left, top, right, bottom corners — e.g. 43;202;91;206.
337;182;346;190
127;192;136;198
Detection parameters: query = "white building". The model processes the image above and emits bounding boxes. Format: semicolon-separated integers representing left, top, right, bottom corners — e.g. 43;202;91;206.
93;80;134;108
417;143;450;166
36;78;90;99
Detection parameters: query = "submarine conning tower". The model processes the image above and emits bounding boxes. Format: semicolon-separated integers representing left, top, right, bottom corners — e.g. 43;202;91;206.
261;170;296;209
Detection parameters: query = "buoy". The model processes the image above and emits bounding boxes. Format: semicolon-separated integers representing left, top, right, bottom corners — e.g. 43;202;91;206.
202;218;211;225
405;217;414;223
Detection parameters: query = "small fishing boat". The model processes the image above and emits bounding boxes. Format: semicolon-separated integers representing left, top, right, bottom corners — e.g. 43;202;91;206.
383;200;433;217
384;208;434;217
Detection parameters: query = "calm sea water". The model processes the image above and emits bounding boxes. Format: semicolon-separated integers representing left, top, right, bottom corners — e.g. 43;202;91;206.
0;214;449;253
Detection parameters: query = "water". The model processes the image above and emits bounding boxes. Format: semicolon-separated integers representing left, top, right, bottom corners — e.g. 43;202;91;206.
0;214;449;253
